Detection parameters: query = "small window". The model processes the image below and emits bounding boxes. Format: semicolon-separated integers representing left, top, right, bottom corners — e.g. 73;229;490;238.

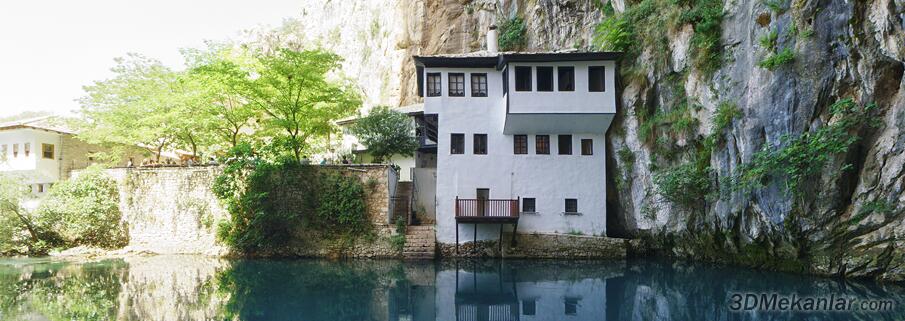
42;144;54;159
522;198;536;213
24;143;30;157
522;299;536;316
515;66;532;91
1;144;6;157
558;66;575;91
581;139;593;155
536;66;553;92
513;135;528;154
473;134;487;155
12;144;18;157
451;133;465;154
36;184;44;193
426;73;442;97
565;199;578;213
564;297;581;315
535;135;550;155
589;66;606;92
558;135;572;155
471;73;488;97
448;73;465;97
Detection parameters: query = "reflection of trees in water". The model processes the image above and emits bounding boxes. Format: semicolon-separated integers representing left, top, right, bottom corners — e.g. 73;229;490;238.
0;259;127;321
215;259;407;321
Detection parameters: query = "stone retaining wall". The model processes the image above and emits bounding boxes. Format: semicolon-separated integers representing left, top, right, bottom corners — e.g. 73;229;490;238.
89;165;398;257
438;233;631;259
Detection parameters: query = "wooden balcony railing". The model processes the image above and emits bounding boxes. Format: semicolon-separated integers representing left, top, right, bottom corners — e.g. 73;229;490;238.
455;197;519;222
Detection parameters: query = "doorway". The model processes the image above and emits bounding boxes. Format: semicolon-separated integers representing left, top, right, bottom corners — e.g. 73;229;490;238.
476;188;489;217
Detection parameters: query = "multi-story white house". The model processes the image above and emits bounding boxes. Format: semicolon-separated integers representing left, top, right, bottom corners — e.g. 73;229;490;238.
414;48;619;249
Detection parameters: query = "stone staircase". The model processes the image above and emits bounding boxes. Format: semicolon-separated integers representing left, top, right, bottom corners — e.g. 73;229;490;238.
403;225;436;260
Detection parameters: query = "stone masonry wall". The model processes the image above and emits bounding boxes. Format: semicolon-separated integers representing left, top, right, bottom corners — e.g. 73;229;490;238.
98;165;397;256
439;233;631;259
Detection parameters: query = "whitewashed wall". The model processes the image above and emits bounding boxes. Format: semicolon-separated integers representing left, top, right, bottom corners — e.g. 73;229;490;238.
423;65;609;244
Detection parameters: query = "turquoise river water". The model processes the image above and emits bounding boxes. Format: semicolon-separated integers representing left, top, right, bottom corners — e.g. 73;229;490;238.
0;256;903;320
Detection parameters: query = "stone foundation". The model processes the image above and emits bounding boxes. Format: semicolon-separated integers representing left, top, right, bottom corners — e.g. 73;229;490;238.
438;232;631;259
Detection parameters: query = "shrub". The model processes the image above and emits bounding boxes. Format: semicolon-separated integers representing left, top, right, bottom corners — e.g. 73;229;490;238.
654;162;712;209
758;47;795;70
36;166;127;249
712;101;741;133
498;17;527;51
734;98;878;194
315;173;367;234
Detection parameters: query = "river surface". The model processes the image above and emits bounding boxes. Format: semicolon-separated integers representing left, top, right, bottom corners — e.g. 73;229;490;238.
0;256;903;320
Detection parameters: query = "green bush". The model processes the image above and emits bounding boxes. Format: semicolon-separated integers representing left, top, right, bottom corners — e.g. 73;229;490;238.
498;17;527;51
758;47;795;70
315;173;367;234
654;162;712;209
36;166;127;249
214;144;370;253
735;98;878;194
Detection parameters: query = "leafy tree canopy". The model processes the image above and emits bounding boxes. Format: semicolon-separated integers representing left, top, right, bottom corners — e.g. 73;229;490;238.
350;106;418;163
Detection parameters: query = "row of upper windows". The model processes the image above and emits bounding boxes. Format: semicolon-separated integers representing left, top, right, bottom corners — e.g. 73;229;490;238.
424;66;607;97
0;143;55;160
426;72;487;97
449;134;593;156
514;65;606;92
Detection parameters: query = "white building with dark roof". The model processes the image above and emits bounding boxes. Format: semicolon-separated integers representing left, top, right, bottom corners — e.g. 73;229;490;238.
413;47;620;247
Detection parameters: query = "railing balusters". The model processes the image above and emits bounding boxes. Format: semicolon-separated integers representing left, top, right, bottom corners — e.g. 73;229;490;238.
454;198;519;219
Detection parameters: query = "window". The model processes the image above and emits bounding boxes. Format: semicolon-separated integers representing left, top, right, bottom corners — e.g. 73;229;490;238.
24;143;30;157
536;66;553;91
535;135;550;154
42;144;54;159
558;66;575;91
473;134;487;155
36;184;44;193
589;66;606;92
426;73;441;97
513;135;528;154
448;73;465;97
471;73;488;97
522;299;536;316
450;134;464;154
1;145;6;157
564;297;581;315
522;198;536;213
12;144;18;157
581;139;593;155
515;66;532;91
558;135;572;155
565;199;578;213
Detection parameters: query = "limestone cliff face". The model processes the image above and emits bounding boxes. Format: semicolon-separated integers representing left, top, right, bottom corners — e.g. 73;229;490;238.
276;0;905;279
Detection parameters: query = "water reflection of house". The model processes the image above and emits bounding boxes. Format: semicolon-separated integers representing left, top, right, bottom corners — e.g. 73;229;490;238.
431;261;617;321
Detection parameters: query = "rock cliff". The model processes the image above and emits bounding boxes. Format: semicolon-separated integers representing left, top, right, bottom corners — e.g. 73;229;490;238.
271;0;904;279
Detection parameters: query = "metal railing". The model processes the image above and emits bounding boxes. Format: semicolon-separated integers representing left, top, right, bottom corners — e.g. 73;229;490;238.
455;198;518;218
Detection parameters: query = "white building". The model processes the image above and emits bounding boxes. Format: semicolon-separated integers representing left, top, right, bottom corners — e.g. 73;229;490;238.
0;116;160;196
414;49;619;246
335;104;429;182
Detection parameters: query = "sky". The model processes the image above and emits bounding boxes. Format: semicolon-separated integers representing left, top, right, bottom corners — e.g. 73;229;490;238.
0;0;303;118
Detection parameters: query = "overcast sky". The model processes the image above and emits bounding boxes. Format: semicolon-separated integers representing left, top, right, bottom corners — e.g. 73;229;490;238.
0;0;302;118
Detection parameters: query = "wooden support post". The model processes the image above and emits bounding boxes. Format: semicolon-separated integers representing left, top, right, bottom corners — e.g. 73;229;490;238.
499;223;504;254
473;223;477;253
511;221;519;247
455;223;459;254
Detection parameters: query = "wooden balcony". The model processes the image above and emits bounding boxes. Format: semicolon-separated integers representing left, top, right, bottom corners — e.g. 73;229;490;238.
455;198;519;224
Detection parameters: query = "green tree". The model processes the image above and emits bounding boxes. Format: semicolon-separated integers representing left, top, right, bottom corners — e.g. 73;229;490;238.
243;49;361;161
36;166;127;249
78;54;185;161
0;175;42;254
350;106;418;163
184;46;260;150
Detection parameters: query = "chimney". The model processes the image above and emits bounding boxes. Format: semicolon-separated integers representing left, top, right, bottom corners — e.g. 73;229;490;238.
487;25;499;53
